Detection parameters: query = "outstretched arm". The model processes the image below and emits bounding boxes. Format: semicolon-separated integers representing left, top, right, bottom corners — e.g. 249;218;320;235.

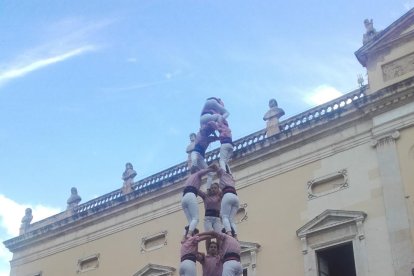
196;232;216;243
196;252;205;263
199;231;219;239
198;189;206;199
195;165;217;178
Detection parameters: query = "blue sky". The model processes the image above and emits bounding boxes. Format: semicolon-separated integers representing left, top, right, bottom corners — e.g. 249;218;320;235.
0;1;413;275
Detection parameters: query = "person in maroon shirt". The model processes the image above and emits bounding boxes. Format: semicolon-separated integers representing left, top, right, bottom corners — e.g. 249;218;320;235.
216;231;242;276
180;229;213;276
201;231;242;276
197;240;223;276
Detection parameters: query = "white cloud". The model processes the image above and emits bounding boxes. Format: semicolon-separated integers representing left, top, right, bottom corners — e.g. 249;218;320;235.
0;194;61;276
0;194;61;236
0;46;96;86
0;17;113;88
304;85;343;106
0;245;11;276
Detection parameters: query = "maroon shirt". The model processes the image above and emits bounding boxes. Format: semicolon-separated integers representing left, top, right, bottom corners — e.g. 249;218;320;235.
199;190;222;211
201;255;223;276
185;168;211;190
180;236;200;258
217;232;241;257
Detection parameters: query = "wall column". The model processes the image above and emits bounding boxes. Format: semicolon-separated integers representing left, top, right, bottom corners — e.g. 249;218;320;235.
372;130;414;275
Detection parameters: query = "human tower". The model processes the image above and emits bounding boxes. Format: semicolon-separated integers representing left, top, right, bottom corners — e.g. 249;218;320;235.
180;97;242;276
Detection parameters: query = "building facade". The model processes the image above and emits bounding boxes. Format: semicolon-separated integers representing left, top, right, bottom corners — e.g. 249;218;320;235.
4;8;414;276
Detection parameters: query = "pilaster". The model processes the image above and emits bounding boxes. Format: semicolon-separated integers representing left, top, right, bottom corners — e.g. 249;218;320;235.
371;130;414;275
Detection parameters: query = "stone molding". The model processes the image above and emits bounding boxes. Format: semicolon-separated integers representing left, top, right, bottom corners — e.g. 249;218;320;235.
9;200;183;266
296;209;368;276
365;77;414;115
76;253;100;274
236;203;248;224
370;130;401;148
307;169;348;200
382;51;414;82
133;263;175;276
240;241;261;276
140;231;168;253
296;210;367;244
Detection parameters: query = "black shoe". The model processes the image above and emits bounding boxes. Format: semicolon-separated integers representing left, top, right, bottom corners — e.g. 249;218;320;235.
231;227;236;237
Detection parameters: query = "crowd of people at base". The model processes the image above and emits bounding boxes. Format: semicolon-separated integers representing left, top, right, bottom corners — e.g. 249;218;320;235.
180;97;243;276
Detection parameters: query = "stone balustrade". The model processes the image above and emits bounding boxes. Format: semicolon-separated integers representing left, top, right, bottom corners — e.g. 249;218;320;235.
17;86;367;236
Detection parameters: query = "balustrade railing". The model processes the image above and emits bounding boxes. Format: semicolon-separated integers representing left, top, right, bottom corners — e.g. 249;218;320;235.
26;86;367;232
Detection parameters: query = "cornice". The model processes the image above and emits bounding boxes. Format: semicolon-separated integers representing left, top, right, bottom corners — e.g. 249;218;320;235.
10;188;186;266
363;76;414;115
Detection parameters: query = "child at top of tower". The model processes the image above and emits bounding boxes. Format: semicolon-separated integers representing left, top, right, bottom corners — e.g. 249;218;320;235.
200;97;229;128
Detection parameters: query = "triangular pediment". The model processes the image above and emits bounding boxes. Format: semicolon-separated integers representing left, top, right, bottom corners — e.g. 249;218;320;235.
296;209;367;238
355;8;414;66
133;263;175;276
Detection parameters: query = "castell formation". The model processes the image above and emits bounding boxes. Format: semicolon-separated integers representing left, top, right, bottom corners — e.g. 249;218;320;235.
180;97;241;276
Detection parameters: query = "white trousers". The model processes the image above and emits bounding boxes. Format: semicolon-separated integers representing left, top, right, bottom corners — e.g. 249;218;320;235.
219;143;233;174
204;215;222;233
190;151;213;188
221;193;239;234
222;260;243;276
181;193;199;232
179;260;196;276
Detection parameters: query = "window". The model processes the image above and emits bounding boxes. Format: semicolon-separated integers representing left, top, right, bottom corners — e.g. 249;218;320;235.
316;242;356;276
